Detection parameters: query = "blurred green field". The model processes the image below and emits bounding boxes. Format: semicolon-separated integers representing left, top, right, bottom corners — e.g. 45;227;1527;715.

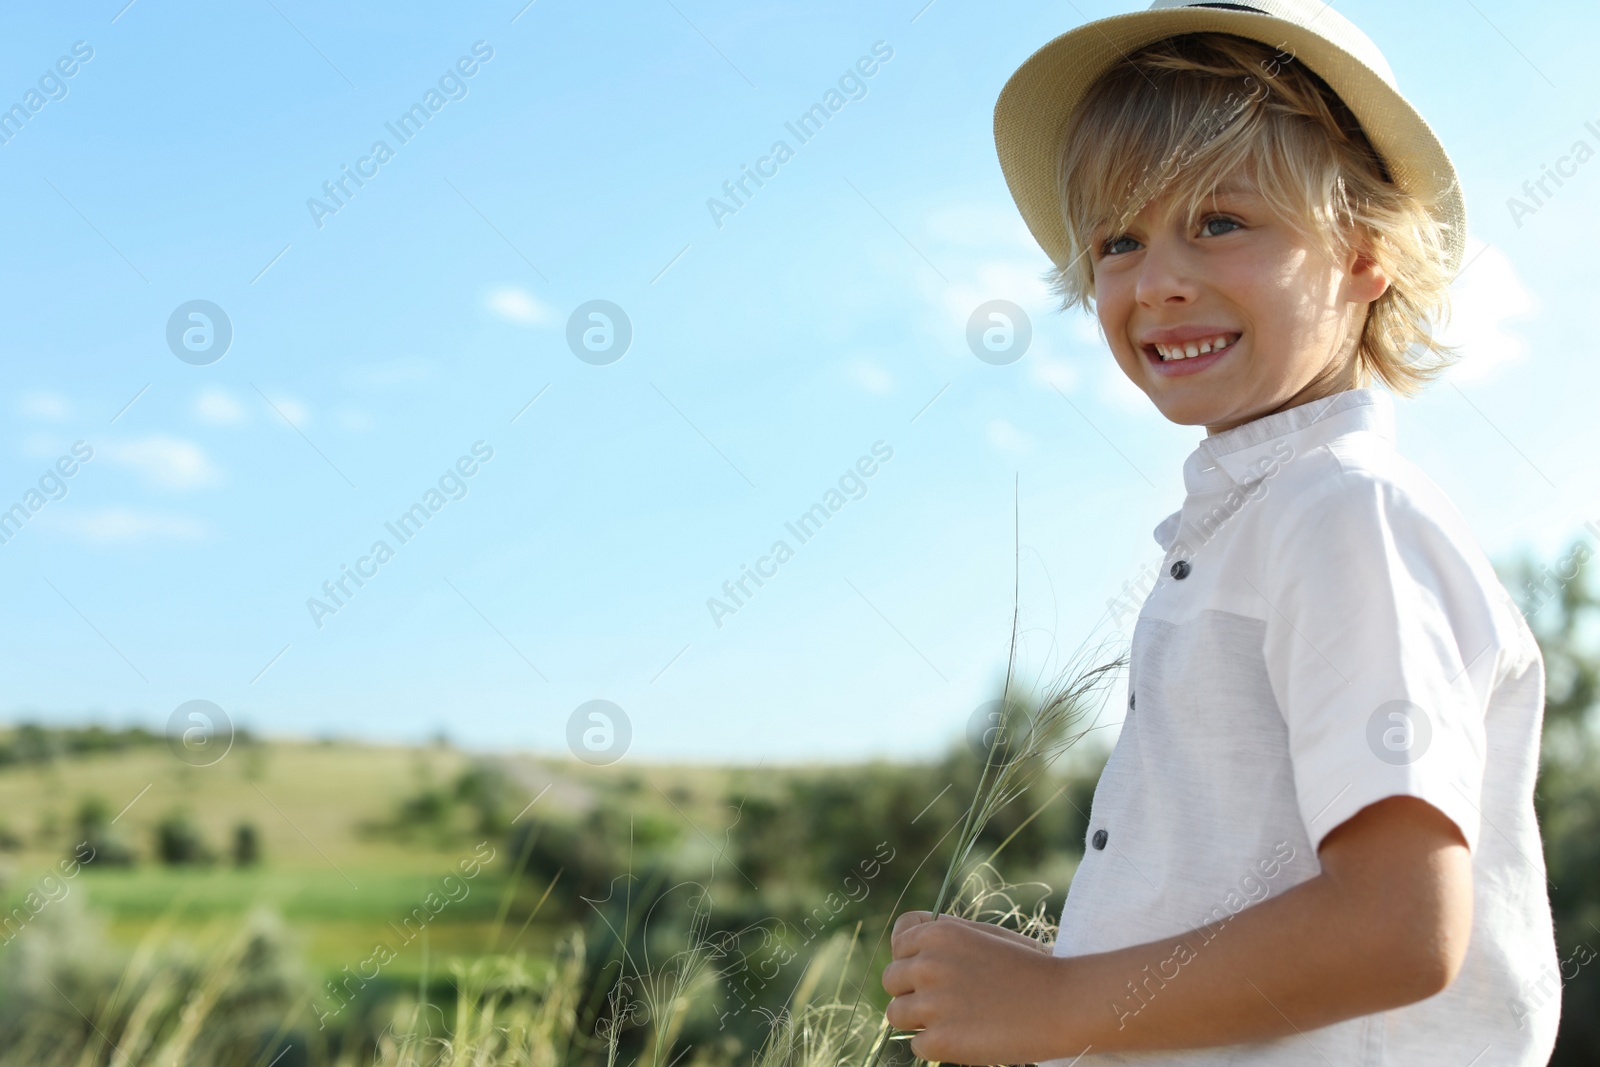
0;702;1111;1065
0;736;758;978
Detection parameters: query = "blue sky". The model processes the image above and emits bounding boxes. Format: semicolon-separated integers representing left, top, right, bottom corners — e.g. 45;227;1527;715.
1;0;1595;764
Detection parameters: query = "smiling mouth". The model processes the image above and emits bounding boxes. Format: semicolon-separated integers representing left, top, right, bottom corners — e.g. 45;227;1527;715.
1143;332;1241;362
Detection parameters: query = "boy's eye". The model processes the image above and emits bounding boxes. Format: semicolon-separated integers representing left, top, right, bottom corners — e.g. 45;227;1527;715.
1097;215;1241;258
1100;233;1137;257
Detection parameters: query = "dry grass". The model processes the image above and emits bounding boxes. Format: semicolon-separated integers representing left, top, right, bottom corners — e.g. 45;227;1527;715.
0;804;1081;1067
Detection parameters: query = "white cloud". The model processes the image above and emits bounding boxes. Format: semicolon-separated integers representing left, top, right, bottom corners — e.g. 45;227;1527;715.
46;508;208;544
938;260;1056;344
1027;352;1079;393
20;391;70;421
103;436;222;491
987;418;1033;456
259;392;311;429
195;386;247;425
920;200;1117;398
488;286;558;327
1437;237;1537;382
847;360;894;395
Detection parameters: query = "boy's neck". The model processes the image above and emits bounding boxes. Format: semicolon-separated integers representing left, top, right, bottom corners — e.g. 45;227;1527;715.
1204;356;1365;435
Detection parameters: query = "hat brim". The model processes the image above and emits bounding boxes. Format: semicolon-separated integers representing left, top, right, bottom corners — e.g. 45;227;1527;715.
993;8;1465;277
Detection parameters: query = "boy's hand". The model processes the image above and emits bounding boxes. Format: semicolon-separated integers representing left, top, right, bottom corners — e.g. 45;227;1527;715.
882;911;1072;1066
892;910;1052;953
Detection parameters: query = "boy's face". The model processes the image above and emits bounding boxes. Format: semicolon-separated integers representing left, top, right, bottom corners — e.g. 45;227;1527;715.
1090;173;1389;435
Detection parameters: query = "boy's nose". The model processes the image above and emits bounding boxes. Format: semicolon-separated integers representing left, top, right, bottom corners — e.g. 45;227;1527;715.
1135;241;1201;307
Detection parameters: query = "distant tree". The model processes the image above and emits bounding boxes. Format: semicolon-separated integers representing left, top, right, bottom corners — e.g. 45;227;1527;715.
74;795;135;868
453;761;513;835
14;723;56;764
0;723;165;768
362;758;526;844
1499;536;1600;737
232;822;261;867
154;810;215;866
397;786;452;829
510;798;680;920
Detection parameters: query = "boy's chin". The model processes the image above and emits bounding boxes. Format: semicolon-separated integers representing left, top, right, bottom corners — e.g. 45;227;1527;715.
1117;359;1258;431
1140;386;1230;430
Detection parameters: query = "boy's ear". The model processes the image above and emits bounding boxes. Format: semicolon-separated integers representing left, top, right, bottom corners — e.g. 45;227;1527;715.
1345;231;1391;304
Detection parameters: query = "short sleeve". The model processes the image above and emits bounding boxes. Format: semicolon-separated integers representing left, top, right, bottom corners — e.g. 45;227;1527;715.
1259;470;1500;856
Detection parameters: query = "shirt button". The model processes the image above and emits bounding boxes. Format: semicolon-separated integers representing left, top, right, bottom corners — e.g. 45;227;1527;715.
1128;690;1135;710
1092;829;1108;850
1170;559;1191;580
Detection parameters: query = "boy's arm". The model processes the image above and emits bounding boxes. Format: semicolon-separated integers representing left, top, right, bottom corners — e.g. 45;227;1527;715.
1053;794;1474;1054
884;795;1473;1063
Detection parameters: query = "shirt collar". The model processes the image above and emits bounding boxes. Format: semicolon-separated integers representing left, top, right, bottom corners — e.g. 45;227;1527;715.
1151;387;1395;551
1182;387;1395;495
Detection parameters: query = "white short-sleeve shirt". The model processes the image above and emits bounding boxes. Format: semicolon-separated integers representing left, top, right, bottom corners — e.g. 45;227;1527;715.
1043;387;1561;1066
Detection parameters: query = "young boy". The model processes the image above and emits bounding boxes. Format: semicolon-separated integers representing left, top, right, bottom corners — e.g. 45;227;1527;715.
881;2;1561;1064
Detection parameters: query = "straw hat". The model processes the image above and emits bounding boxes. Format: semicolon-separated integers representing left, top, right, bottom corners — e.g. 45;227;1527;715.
992;0;1466;276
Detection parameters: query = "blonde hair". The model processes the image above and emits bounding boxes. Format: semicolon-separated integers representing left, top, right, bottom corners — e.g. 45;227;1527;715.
1047;32;1459;396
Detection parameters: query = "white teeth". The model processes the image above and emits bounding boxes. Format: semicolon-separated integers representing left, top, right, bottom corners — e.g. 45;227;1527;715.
1155;333;1236;361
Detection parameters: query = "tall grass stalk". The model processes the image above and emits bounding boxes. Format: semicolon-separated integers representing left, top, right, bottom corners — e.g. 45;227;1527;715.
863;476;1127;1067
935;476;1127;914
